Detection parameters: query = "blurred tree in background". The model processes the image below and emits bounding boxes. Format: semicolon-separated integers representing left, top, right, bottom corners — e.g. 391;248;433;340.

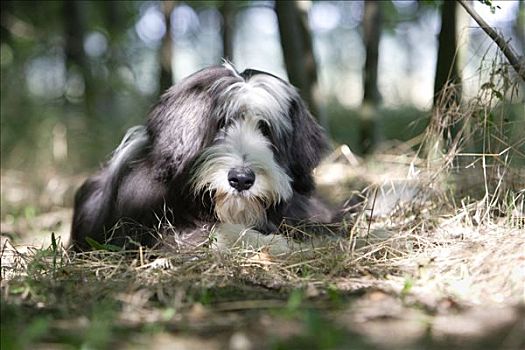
220;0;235;61
359;0;383;154
159;0;176;92
1;0;523;173
276;0;321;123
434;0;461;106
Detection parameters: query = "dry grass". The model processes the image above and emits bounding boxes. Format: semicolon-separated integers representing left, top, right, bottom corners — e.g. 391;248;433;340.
1;59;524;349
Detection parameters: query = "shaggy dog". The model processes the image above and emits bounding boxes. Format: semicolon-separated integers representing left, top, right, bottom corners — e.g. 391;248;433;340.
70;63;344;253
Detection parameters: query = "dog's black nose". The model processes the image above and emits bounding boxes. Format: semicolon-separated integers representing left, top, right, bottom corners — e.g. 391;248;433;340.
228;168;255;191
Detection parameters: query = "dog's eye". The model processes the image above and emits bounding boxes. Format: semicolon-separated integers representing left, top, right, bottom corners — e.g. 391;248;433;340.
257;120;272;138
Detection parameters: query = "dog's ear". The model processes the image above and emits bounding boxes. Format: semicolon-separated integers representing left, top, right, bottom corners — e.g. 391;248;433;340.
147;66;236;182
289;95;329;194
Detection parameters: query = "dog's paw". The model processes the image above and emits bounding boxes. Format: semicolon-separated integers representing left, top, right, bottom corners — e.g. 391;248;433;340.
210;223;292;255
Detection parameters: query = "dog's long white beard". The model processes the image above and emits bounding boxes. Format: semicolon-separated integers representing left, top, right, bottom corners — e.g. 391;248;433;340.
214;193;266;227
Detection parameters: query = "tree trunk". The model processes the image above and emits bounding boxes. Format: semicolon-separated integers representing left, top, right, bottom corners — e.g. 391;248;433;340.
63;1;95;116
434;0;461;107
426;1;462;160
160;1;176;93
220;0;234;61
100;1;121;118
104;0;121;38
275;0;322;123
362;0;382;106
0;1;13;44
359;0;383;155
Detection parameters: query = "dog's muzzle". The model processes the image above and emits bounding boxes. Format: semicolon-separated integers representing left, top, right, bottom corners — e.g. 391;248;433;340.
228;168;255;191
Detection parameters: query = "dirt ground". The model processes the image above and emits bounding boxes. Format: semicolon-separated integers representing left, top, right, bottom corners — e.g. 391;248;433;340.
1;154;524;349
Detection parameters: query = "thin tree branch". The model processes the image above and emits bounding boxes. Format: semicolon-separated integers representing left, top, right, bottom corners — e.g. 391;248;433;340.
457;0;525;81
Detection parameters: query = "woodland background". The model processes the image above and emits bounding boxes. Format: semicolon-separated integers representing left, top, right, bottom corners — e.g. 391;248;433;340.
1;0;523;172
1;1;524;349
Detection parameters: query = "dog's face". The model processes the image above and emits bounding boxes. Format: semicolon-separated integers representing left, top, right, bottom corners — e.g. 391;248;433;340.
191;102;293;227
147;65;328;229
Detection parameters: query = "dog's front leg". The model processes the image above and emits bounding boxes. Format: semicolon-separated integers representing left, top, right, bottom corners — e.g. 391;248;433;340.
210;223;294;255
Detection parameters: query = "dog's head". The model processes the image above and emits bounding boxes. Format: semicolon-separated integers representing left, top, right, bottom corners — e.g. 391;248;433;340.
147;64;328;228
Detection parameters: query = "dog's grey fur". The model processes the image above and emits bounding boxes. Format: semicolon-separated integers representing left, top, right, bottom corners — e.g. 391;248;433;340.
70;64;335;251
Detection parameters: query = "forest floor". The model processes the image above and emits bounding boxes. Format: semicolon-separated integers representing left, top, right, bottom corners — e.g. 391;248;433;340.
1;145;524;350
